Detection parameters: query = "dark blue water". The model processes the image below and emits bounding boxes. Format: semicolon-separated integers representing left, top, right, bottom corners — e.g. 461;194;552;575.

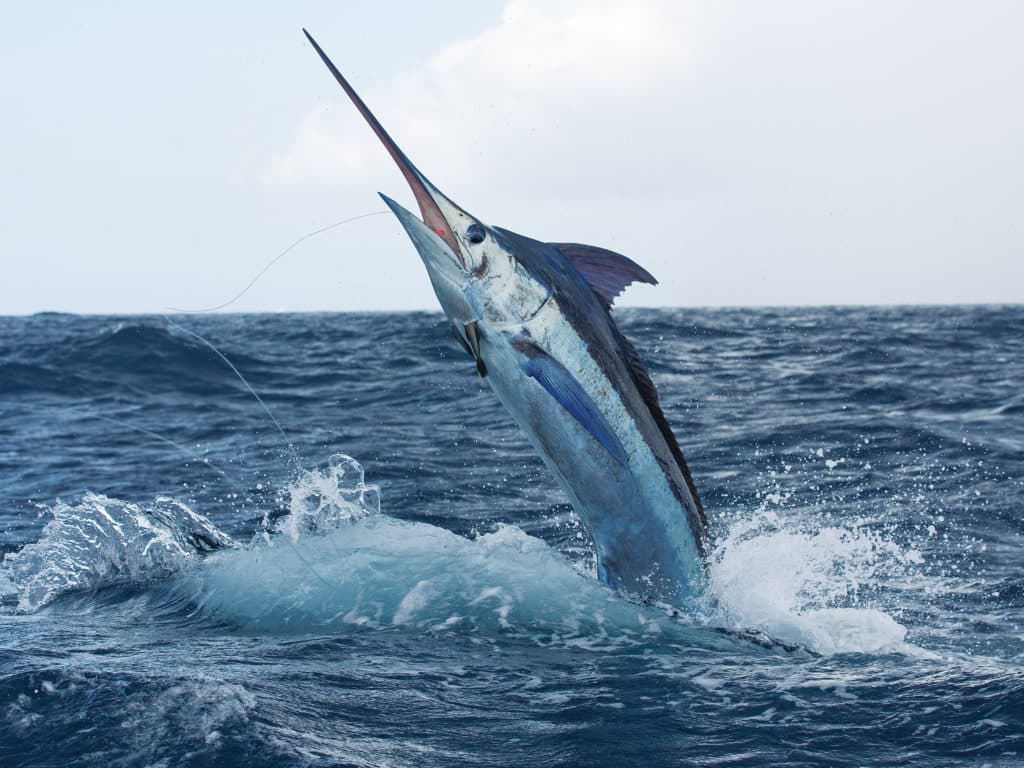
1;306;1022;767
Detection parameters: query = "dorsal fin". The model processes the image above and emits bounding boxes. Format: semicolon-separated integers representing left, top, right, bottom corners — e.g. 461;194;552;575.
549;243;657;309
615;329;710;554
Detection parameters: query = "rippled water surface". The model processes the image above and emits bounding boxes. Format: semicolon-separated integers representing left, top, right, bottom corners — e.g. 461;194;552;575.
1;307;1022;767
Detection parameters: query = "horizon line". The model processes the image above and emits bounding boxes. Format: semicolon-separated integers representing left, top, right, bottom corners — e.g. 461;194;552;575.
3;300;1022;319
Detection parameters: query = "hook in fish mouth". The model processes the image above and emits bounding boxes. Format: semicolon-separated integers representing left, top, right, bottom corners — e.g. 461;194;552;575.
302;28;468;268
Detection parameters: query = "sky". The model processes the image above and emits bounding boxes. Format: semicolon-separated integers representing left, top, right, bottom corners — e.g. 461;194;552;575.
1;1;1021;314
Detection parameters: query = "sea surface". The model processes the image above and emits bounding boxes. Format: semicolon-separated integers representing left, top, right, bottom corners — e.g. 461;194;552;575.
0;306;1022;767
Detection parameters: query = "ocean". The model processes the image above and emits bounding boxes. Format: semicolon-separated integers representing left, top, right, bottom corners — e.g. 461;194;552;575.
1;306;1021;767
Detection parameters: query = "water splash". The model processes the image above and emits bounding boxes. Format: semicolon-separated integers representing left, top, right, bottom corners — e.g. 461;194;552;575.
1;493;235;612
703;509;927;655
275;453;381;540
2;454;934;655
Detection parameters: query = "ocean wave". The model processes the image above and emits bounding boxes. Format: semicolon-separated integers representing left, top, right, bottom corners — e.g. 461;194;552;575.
0;321;268;398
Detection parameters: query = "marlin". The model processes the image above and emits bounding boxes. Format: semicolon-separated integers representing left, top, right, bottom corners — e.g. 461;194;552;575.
304;30;710;604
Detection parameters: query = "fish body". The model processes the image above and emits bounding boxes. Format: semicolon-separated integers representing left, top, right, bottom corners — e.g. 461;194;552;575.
304;30;709;603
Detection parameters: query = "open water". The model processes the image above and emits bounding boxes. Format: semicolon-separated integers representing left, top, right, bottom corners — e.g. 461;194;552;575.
1;306;1021;766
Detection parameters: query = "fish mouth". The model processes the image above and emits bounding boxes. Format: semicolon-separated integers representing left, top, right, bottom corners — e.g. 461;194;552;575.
302;29;465;267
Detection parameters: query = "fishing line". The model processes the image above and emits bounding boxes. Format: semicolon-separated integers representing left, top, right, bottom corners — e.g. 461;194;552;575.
158;207;401;590
0;399;228;480
159;207;397;595
89;412;229;480
11;209;393;594
166;210;388;314
162;316;336;590
163;317;293;453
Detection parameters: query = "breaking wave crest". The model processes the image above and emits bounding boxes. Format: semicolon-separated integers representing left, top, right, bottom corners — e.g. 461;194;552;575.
1;494;236;612
2;455;926;655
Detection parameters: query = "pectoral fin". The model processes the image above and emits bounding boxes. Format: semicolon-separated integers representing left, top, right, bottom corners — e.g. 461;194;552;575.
513;340;628;465
451;325;473;356
464;321;487;377
452;322;488;376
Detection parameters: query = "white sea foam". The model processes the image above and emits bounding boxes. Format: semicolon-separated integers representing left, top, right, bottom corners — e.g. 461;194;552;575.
703;511;928;655
119;677;257;760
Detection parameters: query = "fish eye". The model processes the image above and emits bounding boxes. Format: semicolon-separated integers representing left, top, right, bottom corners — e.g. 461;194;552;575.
465;223;486;245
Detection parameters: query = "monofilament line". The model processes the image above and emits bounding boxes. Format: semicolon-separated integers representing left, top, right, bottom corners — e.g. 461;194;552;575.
162;317;294;457
166;210;388;313
162;316;337;589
